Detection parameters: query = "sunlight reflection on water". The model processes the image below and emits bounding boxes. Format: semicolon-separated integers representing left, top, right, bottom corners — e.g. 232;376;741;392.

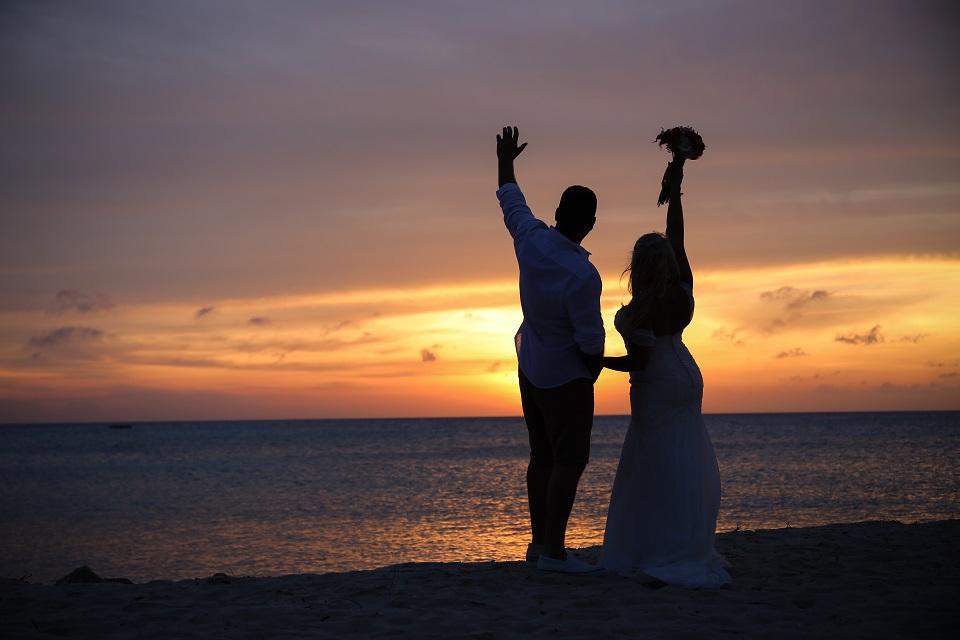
0;412;957;582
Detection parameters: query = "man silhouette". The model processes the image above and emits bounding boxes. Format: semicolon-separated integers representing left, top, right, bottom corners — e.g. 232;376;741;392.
495;126;604;573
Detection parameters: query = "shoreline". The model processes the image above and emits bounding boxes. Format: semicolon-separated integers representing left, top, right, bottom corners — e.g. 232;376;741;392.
3;520;957;638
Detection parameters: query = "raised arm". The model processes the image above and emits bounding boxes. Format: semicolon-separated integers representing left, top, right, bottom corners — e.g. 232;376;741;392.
496;126;527;188
496;126;543;241
663;159;693;286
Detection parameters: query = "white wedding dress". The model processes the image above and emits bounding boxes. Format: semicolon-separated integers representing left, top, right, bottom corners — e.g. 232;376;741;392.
600;282;732;588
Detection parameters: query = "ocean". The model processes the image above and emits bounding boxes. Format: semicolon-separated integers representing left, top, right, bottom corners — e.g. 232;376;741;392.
1;411;957;583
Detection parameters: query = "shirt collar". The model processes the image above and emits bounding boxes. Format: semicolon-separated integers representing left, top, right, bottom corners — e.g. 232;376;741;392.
549;226;591;257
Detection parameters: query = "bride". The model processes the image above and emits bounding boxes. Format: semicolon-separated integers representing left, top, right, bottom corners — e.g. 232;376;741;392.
599;156;731;588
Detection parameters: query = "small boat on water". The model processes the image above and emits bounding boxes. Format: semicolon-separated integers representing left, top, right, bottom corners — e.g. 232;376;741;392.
107;423;132;429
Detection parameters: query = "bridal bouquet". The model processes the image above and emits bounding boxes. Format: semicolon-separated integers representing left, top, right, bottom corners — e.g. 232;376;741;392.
655;126;705;206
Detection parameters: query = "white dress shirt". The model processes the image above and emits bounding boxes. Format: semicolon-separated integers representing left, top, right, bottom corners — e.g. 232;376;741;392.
497;182;604;389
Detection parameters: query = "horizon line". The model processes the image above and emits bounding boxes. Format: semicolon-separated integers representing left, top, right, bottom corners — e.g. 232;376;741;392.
2;407;958;427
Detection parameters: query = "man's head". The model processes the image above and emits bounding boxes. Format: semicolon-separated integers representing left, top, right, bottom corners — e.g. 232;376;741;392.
554;185;597;244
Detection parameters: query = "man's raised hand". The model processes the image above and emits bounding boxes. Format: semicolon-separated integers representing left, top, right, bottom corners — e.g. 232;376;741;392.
496;126;526;187
496;126;527;162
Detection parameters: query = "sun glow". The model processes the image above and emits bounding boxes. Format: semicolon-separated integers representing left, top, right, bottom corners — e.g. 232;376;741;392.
0;256;957;422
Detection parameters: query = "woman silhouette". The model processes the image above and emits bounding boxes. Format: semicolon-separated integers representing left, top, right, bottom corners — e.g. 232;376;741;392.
599;157;731;588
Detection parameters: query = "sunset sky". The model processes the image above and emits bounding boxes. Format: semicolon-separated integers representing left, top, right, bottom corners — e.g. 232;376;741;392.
1;1;958;422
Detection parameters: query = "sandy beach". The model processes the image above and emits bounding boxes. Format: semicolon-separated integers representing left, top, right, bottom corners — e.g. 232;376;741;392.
2;519;957;639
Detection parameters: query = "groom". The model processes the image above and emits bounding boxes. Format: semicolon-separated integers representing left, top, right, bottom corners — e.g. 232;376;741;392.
495;126;604;573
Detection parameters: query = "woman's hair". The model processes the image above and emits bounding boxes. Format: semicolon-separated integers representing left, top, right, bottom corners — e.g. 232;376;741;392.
622;232;680;327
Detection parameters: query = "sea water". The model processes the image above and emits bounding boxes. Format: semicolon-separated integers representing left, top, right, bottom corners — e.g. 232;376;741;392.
1;411;957;583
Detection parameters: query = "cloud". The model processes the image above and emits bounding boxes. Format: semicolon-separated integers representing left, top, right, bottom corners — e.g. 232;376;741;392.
324;320;352;335
836;325;884;345
760;286;831;310
28;326;104;348
232;334;380;355
420;344;441;362
775;348;808;359
755;286;834;333
897;334;927;343
247;316;270;326
939;372;959;379
48;290;115;314
787;371;841;383
927;360;960;368
872;381;959;396
712;327;745;346
488;361;502;372
761;184;960;206
113;354;394;374
195;306;215;319
763;318;787;333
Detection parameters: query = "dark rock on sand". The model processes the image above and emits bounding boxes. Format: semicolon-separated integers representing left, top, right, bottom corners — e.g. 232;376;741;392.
57;566;102;584
57;566;132;584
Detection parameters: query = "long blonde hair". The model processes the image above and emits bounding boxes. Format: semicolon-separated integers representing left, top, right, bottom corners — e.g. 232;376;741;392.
622;233;680;327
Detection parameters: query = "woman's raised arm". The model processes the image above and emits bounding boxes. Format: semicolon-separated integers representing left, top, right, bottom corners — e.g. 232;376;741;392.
664;159;693;287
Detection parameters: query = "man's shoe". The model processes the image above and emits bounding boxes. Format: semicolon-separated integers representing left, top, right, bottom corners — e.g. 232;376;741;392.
525;543;545;562
536;554;603;574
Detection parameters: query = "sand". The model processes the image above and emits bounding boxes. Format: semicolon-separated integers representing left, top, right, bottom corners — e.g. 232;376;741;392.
2;520;957;639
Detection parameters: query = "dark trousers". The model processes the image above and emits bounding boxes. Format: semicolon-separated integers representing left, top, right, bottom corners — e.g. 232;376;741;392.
519;369;594;551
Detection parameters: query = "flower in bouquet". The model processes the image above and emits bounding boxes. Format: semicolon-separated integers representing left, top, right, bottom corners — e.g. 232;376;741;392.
655;126;705;205
655;126;705;160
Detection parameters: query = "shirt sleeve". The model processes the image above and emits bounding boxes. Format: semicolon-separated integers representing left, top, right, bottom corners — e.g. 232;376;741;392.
497;182;544;241
566;269;605;355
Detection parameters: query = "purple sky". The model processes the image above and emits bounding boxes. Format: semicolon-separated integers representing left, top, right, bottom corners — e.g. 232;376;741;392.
2;0;957;310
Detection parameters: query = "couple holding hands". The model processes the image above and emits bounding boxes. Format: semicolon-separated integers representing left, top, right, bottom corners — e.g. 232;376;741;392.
496;125;730;589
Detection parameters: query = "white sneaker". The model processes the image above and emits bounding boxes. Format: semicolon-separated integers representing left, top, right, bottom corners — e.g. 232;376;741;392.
536;554;603;574
525;543;545;562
